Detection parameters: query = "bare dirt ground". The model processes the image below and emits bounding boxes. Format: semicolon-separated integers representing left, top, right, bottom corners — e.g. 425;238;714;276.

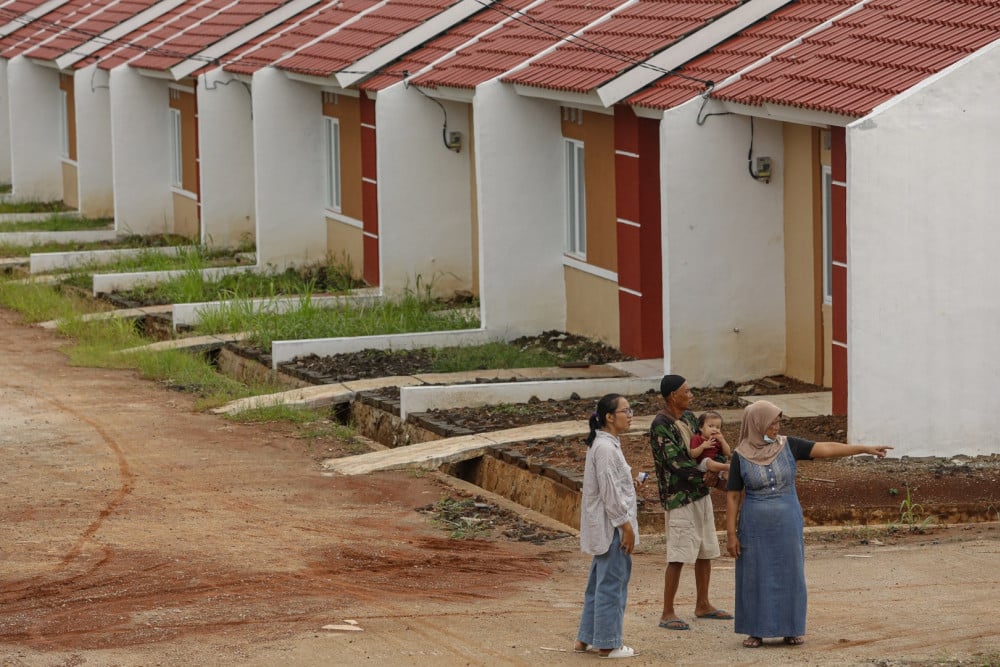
1;309;999;666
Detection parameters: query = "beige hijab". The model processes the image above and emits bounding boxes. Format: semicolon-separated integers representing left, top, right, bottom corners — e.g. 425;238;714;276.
735;400;786;466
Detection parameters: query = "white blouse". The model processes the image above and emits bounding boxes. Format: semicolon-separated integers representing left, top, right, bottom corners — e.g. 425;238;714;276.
579;430;639;556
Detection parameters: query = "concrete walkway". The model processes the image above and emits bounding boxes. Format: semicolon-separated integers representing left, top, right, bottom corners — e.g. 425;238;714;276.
744;391;832;417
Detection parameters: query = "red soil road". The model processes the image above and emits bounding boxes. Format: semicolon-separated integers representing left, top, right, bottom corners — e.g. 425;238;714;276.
0;307;999;666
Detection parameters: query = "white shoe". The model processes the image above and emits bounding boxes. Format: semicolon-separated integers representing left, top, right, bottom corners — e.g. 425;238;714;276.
599;645;636;659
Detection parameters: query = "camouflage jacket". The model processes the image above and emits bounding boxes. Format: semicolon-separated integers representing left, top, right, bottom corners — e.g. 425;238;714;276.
649;411;710;510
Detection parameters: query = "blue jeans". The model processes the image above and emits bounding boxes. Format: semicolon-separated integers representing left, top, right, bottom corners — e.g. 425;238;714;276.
576;529;632;649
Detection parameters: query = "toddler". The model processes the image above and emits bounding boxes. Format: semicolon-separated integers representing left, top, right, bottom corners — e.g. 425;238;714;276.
689;411;732;479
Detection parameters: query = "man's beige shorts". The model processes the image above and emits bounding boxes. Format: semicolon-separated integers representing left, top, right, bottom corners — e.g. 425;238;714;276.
664;495;720;563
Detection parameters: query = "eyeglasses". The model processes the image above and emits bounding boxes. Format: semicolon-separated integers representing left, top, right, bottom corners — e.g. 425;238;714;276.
614;408;634;416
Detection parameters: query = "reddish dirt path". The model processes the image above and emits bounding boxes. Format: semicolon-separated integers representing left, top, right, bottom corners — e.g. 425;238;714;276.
1;308;998;666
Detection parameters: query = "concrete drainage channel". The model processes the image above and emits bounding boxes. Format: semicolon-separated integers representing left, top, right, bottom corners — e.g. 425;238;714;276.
102;304;639;534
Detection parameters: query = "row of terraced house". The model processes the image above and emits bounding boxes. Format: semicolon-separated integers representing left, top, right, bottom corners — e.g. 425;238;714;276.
1;0;998;457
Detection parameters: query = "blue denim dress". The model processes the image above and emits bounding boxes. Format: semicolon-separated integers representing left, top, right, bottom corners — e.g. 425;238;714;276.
733;443;808;638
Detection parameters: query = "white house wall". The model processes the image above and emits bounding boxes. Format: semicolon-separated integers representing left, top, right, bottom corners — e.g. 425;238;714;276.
660;98;786;387
252;67;325;268
473;80;565;338
376;82;473;298
847;42;1000;457
109;66;173;235
0;60;10;183
74;65;114;218
8;56;62;201
198;68;255;249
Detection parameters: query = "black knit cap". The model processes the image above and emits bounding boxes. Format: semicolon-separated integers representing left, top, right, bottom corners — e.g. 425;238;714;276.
660;374;686;398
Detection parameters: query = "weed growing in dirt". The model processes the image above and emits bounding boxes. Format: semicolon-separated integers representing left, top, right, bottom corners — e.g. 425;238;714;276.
890;484;935;533
426;496;491;539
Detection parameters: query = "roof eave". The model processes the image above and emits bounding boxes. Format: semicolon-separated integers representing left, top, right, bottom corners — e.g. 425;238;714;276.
721;99;856;128
283;68;355;95
512;83;608;114
416;84;473;103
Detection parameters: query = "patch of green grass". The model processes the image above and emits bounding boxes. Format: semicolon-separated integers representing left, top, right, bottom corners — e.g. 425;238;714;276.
202;291;480;350
0;233;190;259
0;278;277;409
0;280;83;322
57;316;276;409
228;404;358;441
0;183;11;195
55;246;247;293
118;255;359;305
0;215;113;233
428;340;561;372
0;200;69;214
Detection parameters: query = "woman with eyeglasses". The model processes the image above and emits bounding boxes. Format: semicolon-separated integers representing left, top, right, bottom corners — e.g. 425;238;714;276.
573;393;640;659
727;400;892;649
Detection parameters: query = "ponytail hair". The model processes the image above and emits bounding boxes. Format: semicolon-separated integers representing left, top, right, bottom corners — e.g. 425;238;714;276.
585;393;625;446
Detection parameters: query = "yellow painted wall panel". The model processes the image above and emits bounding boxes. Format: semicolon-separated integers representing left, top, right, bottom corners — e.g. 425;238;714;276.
323;95;363;221
326;217;364;279
173;192;199;240
565;265;619;348
61;161;78;209
783;124;821;384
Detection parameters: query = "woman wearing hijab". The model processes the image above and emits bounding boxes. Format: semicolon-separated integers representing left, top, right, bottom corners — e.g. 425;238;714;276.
726;400;891;648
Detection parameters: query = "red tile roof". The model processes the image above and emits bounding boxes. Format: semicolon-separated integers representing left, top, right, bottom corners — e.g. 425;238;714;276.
276;0;464;77
628;0;854;110
0;0;53;28
127;0;292;71
410;0;632;90
221;0;378;75
0;0;108;57
361;0;536;91
712;0;1000;117
501;0;740;93
21;0;161;61
87;0;235;70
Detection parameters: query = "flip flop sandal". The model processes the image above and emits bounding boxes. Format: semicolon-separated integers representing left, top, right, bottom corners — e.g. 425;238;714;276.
784;636;805;645
743;636;763;648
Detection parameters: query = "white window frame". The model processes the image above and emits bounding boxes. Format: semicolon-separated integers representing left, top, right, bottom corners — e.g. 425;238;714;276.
323;116;342;212
169;108;182;188
564;138;586;259
821;165;833;304
59;90;69;159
